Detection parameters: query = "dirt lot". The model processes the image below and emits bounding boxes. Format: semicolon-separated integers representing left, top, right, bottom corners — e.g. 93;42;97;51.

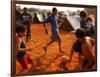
16;23;96;74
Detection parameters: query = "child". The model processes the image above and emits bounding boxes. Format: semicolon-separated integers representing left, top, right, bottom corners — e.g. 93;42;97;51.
16;26;33;74
80;11;87;29
43;7;64;52
79;11;95;37
21;7;32;41
68;29;95;70
79;11;90;36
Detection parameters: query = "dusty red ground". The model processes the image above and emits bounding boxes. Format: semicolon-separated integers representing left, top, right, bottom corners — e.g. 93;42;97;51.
16;23;96;74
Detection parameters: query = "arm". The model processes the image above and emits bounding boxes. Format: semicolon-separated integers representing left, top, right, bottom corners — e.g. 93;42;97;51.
91;38;95;46
57;18;64;27
86;37;95;48
43;22;48;34
90;38;95;55
29;14;32;24
16;38;32;52
43;17;50;34
68;49;74;63
80;20;87;29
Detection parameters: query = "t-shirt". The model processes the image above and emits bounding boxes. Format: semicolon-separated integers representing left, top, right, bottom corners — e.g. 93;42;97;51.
80;19;87;29
21;13;31;21
80;19;95;36
21;13;31;25
45;15;59;33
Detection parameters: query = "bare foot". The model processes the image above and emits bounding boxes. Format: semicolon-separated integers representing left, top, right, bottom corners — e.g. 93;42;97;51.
43;46;47;52
59;50;65;53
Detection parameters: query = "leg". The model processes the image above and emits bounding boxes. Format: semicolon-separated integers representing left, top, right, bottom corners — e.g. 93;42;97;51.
26;26;29;42
17;58;29;74
21;64;32;73
78;54;83;70
85;59;95;69
58;38;64;52
43;40;54;52
58;39;61;51
27;55;35;72
26;25;31;41
24;26;28;42
27;25;31;39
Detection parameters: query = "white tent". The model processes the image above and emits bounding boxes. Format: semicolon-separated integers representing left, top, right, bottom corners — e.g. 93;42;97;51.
60;15;80;31
67;15;80;30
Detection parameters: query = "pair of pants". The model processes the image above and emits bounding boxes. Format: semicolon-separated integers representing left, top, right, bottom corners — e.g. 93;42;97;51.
23;21;31;40
26;25;31;40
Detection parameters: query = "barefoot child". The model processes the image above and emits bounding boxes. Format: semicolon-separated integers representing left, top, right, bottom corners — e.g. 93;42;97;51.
43;7;64;52
16;26;33;74
21;7;32;41
69;29;95;70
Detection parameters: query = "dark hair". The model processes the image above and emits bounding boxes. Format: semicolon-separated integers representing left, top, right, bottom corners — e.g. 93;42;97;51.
16;26;25;33
75;29;85;38
80;11;87;18
52;7;57;12
23;7;27;10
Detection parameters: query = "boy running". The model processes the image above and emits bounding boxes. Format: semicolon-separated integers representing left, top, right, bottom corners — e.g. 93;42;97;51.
21;7;32;41
43;7;64;52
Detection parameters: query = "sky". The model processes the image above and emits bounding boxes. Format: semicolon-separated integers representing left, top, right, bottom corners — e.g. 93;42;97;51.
16;4;85;11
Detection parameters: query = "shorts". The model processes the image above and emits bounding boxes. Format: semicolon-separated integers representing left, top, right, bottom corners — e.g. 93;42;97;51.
51;32;61;41
72;40;82;54
23;21;30;26
17;55;33;70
